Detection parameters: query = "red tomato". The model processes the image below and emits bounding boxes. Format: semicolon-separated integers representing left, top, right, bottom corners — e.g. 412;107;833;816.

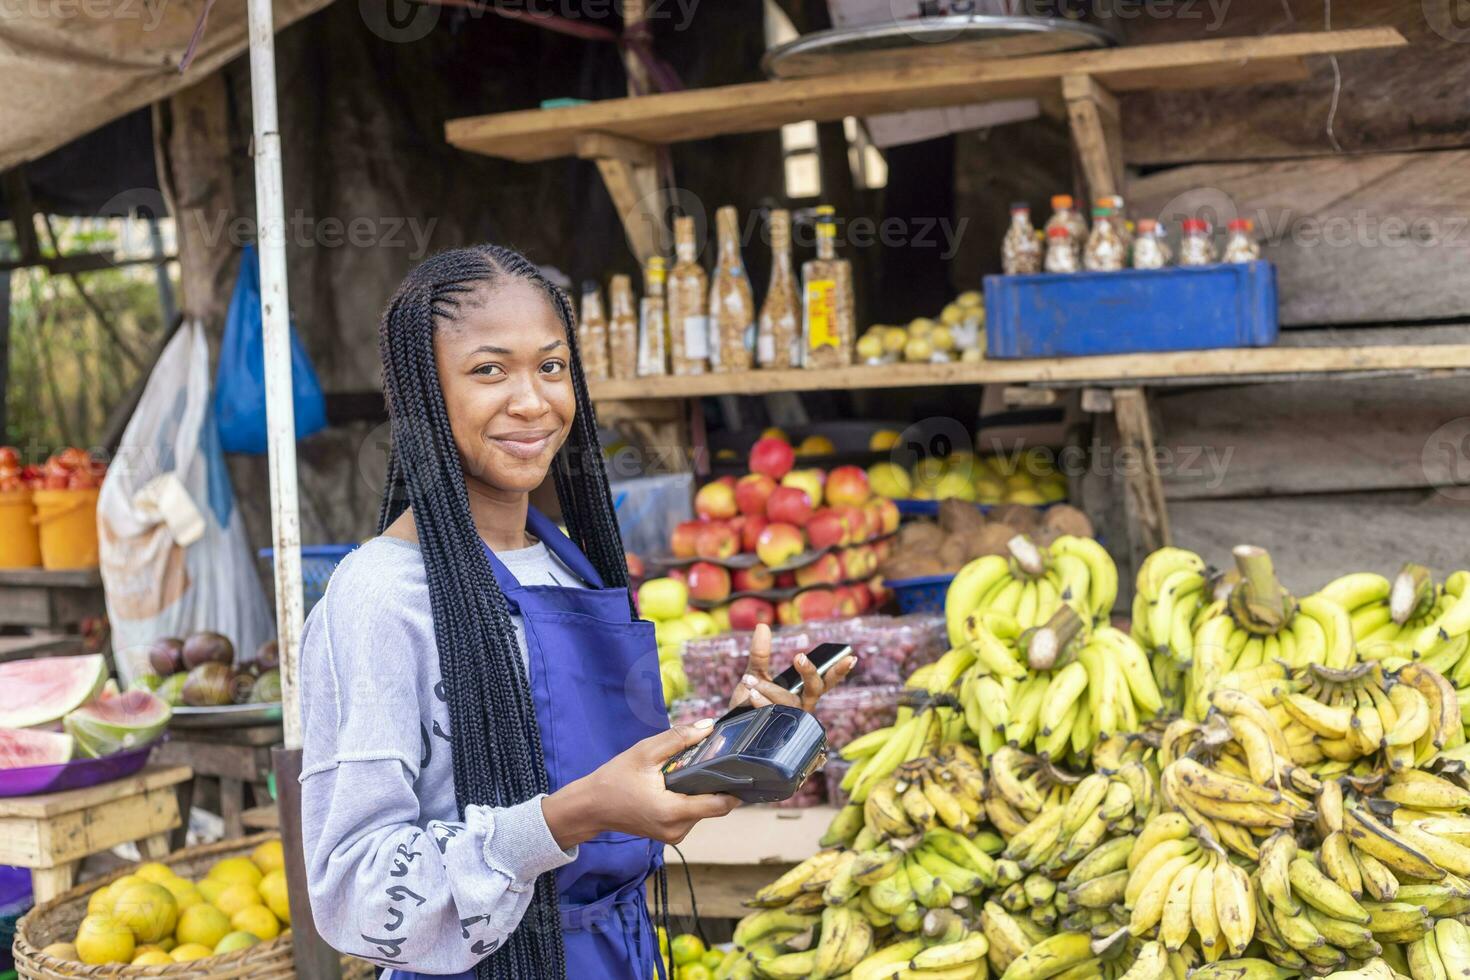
0;447;18;469
57;447;91;470
20;465;43;487
67;471;99;490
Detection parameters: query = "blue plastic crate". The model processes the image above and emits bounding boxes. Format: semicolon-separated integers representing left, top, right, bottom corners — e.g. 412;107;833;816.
887;574;955;615
984;261;1277;358
258;545;357;614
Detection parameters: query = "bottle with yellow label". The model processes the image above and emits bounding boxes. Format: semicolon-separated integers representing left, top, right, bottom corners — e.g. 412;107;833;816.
801;205;854;368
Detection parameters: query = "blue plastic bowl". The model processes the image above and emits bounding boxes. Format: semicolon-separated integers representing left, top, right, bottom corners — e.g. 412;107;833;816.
886;574;956;615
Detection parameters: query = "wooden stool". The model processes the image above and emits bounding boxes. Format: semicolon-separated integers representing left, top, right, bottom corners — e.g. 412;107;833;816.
157;725;281;841
0;764;193;904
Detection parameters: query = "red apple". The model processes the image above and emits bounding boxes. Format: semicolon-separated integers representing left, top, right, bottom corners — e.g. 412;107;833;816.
749;437;796;480
625;552;646;579
780;469;825;509
795;553;843;588
806;509;847;551
695;522;739;560
875;498;900;535
831;506;864;544
826;465;871;508
733;564;776;593
833;585;862;617
668;566;687;585
766;485;814;526
756;522;806;568
794;588;840;622
686;561;732;603
741;514;769;553
695;481;738;520
847;583;873;613
735;473;777;517
867;574;890;605
670;520;702;558
776;571;797;589
777;599;800;626
717;474;738;488
874;538;895;562
729;596;777;631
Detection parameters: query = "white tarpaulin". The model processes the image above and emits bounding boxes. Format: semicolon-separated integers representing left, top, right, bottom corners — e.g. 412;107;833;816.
0;0;332;170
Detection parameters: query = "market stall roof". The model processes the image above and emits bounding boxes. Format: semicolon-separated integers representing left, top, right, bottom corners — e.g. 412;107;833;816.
0;0;334;171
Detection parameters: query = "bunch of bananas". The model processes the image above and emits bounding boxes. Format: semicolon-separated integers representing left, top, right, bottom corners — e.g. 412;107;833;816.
1319;567;1465;666
957;605;1163;761
1121;814;1255;959
1186;545;1356;720
945;535;1119;649
1130;547;1214;715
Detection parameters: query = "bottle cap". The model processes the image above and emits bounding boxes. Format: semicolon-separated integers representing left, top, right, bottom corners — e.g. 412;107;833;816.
1228;218;1253;232
1092;207;1111;218
1010;202;1031;212
1047;226;1070;238
1181;219;1208;233
1051;194;1074;209
581;279;601;293
1136;219;1157;232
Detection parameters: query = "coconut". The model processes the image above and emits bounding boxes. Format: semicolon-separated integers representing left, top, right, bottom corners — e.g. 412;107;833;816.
254;639;280;671
251;669;282;704
182;632;234;670
147;638;185;676
181;662;234;706
1041;504;1095;539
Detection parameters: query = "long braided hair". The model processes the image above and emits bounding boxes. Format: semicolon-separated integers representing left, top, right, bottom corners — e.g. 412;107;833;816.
376;245;631;979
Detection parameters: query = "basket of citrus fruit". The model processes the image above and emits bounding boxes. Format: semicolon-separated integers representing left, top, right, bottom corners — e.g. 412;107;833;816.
12;833;349;980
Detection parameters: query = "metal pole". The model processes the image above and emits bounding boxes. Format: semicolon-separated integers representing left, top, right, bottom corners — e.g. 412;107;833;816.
244;2;337;977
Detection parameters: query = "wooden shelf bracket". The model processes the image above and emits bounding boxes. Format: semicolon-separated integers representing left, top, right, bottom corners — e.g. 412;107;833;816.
576;133;667;263
1063;73;1124;202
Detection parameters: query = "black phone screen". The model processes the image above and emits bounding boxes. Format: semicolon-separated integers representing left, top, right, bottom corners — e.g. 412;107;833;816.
770;642;853;695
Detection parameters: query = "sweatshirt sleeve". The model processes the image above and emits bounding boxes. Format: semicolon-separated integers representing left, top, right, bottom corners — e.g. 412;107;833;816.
297;553;576;973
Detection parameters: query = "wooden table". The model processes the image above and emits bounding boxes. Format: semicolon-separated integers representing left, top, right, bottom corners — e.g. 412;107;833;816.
650;805;835;919
0;568;106;632
0;764;192;904
0;632;86;663
156;725;282;842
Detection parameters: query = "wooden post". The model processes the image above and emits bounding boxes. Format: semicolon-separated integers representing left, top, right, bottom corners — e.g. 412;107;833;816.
1062;74;1124;202
1111;387;1171;568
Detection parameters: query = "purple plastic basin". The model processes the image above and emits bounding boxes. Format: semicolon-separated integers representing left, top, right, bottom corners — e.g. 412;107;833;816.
0;738;162;798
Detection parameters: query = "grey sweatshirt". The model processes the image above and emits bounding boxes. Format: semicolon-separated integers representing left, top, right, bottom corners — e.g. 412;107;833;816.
298;536;586;973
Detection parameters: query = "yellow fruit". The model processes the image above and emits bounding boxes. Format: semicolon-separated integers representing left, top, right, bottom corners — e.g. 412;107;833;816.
213;883;264;918
961;348;984;362
159;938;177;952
975;476;1006;504
940;303;964;326
908;317;935;338
111;882;178;943
171;943;215;962
251;840;285;874
259;869;291;924
933;472;977;501
678;965;713;980
232;905;281;941
1005;472;1036;492
198;878;227;904
867;462;912;499
796;434;835;456
671;933;707;966
913;457;947;488
215;931;263;954
856;333;884;360
75;914;135;965
134;862;175;884
86;884;116;917
957;290;983;308
868;429;901;452
760;427;788;442
132;950;175;966
931;326;955;351
41;942;78;961
159;875;202;911
903;337;934;362
1007;489;1046;505
882;327;908;353
208;857;264;888
177;903;232;949
134;944;166;956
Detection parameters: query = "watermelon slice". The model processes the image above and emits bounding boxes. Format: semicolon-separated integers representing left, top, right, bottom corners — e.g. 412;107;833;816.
0;655;108;729
0;727;75;770
64;689;171;758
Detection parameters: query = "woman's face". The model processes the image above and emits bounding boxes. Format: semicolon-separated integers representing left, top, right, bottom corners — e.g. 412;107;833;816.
434;277;575;497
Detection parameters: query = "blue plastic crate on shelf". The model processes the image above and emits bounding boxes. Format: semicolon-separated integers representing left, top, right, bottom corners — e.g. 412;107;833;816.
258;545;357;614
984;260;1277;359
886;573;955;615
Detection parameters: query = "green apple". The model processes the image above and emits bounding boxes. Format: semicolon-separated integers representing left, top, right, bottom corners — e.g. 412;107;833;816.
654;618;697;649
682;610;717;637
637;577;688;622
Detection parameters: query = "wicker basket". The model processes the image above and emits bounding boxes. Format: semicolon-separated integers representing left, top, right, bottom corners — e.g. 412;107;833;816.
13;832;372;980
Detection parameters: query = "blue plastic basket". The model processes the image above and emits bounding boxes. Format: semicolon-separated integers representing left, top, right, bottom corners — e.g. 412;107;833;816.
258;545;357;615
984;260;1278;358
887;574;956;615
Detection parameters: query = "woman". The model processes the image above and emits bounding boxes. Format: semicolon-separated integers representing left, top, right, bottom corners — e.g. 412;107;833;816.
299;245;854;980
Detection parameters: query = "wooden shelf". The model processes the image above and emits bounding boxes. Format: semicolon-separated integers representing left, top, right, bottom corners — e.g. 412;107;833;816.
446;29;1404;163
589;343;1470;401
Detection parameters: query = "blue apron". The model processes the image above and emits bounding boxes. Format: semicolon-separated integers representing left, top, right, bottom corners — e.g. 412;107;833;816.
391;507;669;980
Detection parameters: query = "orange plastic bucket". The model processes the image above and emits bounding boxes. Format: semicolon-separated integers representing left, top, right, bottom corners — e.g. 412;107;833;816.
0;489;41;568
33;487;101;570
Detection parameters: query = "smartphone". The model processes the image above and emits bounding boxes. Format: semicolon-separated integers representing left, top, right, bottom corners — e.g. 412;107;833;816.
771;642;854;696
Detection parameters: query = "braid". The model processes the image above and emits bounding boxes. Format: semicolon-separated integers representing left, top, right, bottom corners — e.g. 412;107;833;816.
375;245;628;979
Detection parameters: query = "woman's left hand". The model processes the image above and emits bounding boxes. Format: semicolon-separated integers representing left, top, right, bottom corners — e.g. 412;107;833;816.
728;623;856;714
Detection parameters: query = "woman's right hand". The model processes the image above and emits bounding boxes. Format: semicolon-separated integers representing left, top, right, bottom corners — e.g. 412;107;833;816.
542;720;740;849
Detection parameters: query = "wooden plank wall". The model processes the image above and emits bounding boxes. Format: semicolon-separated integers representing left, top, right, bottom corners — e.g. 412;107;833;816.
1104;0;1470;587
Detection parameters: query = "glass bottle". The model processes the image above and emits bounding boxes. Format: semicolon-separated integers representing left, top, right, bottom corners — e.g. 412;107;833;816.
757;209;800;368
667;216;709;376
1132;219;1171;270
802;204;855;368
708;205;755;372
1084;206;1126;272
1001;203;1042;275
1046;194;1088;259
607;274;639;381
1099;195;1133;249
1044;226;1078;273
1223;218;1261;263
1179;219;1217;266
577;281;610;381
637;256;668;377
